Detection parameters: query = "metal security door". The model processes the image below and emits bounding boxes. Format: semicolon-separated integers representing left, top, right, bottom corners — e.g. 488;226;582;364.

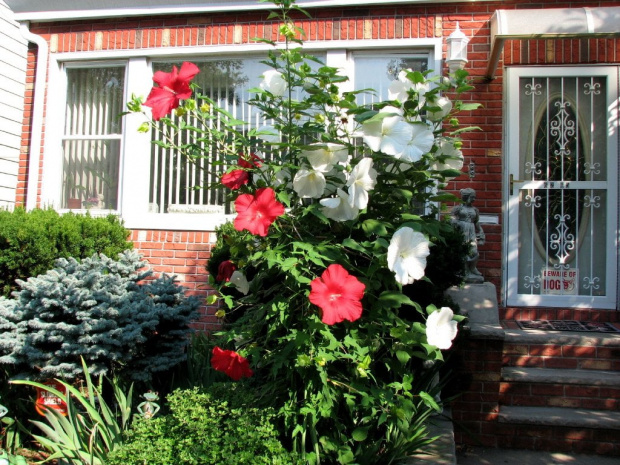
506;67;618;309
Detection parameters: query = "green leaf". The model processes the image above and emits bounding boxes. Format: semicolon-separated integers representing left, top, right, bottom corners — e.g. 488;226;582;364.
137;122;151;133
280;257;298;271
457;102;482;111
351;426;369;441
412;322;427;334
378;291;416;309
342;238;367;254
420;391;442;412
361;219;389;237
337;449;355;463
396;350;411;364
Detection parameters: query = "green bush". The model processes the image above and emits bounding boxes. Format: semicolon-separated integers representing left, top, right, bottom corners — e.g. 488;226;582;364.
0;251;199;383
0;207;132;298
107;384;300;465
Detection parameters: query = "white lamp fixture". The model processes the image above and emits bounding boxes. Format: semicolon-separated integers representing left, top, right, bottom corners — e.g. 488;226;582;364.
446;22;469;73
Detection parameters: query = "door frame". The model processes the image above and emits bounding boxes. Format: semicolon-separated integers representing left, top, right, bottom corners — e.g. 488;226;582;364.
504;65;619;309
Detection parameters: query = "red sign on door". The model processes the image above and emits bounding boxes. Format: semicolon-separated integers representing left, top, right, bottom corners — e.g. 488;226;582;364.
35;380;67;417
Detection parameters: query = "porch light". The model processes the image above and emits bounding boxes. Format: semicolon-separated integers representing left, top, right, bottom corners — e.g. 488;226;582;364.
446;22;469;73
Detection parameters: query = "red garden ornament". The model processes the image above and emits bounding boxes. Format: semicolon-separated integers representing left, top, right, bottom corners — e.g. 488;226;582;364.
35;380;67;417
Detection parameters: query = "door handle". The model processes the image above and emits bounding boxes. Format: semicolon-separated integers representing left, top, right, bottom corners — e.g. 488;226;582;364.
509;174;527;195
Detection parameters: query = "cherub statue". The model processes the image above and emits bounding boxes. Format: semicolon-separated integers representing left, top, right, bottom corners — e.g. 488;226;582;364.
451;188;485;283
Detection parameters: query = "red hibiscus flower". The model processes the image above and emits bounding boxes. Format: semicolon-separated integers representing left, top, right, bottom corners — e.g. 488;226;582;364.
216;260;237;282
238;153;262;169
309;264;366;325
234;188;285;237
144;62;200;120
222;169;249;190
211;346;253;381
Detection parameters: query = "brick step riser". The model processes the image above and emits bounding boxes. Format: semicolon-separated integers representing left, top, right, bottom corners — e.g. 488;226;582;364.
480;422;620;456
499;381;620;411
502;343;620;371
501;308;620;323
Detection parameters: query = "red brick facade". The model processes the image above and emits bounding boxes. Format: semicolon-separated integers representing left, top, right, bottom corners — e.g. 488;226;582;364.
17;1;620;310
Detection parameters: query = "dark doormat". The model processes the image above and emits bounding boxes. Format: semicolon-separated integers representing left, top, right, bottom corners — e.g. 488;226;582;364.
516;320;620;333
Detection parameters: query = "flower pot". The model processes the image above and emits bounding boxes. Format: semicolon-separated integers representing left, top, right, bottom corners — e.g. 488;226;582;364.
67;198;82;209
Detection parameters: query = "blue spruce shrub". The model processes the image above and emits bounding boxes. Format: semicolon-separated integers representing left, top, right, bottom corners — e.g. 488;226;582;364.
0;251;199;382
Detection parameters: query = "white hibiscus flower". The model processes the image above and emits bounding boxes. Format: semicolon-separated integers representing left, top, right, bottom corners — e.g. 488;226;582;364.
388;71;413;102
320;188;359;222
387;227;431;285
400;124;434;163
426;307;458;350
302;143;348;172
362;115;413;158
346;157;377;209
260;69;288;97
427;96;453;122
230;270;250;295
293;169;326;198
432;139;464;179
388;70;430;106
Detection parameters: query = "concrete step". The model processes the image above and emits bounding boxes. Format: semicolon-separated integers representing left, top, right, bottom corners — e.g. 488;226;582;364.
498;405;620;430
407;410;456;465
501;366;620;386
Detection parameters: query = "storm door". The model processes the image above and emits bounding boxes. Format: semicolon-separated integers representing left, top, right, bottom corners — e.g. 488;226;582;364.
506;67;618;309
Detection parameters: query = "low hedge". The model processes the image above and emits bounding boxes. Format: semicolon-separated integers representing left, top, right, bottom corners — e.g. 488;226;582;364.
0;207;132;297
107;384;300;465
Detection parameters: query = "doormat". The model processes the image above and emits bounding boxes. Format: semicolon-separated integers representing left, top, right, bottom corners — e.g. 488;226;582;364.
516;320;620;333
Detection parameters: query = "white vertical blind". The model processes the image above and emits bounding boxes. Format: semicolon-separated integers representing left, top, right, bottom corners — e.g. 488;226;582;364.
62;66;124;209
149;58;268;214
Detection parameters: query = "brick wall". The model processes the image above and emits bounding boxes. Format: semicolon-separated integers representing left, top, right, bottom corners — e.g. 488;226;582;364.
128;229;221;331
16;0;620;316
449;336;503;448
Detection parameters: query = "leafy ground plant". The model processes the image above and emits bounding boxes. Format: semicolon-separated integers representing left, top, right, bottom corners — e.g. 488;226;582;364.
107;384;301;465
11;359;133;465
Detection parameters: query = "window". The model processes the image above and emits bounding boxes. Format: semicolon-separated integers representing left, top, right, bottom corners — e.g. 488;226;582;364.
353;54;428;105
149;58;269;214
46;41;439;230
62;66;124;210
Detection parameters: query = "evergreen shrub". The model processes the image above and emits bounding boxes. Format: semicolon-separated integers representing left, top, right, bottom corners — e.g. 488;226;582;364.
0;207;132;298
107;384;301;465
0;251;199;382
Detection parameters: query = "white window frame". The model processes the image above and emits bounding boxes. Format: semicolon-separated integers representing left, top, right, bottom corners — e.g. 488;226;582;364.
42;38;441;231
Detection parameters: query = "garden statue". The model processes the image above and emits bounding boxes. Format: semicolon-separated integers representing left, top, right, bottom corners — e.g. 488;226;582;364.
451;188;485;283
137;391;160;419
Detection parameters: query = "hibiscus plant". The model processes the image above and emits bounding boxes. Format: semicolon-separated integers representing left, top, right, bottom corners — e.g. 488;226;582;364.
130;0;477;462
